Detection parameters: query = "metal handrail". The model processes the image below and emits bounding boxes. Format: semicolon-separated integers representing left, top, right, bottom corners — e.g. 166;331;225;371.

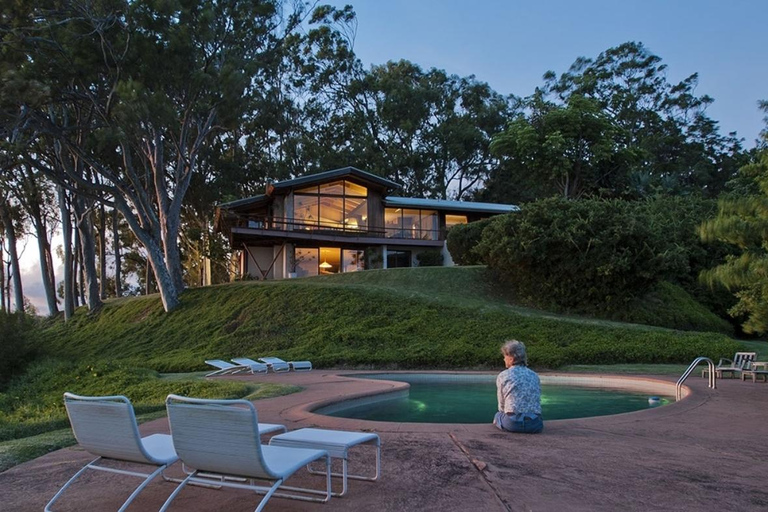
676;357;716;401
239;215;445;241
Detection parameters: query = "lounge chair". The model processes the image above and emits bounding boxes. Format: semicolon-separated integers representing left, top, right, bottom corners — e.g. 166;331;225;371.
260;356;313;372
230;357;270;374
741;361;768;383
161;395;331;512
702;352;757;379
45;393;178;512
204;359;258;377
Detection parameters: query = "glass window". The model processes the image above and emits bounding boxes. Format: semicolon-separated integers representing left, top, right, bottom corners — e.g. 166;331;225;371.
319;247;341;274
343;249;365;273
295;185;319;194
387;250;411;268
445;214;468;228
294;248;318;277
319;196;344;229
294;195;319;229
402;209;420;240
420;210;438;240
344;197;367;231
319;180;344;195
385;208;402;238
344;181;367;197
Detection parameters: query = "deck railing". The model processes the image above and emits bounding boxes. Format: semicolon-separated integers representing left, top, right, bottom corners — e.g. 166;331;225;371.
240;215;444;241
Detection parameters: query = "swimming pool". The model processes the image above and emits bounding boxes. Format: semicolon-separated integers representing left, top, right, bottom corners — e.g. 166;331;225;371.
316;373;675;423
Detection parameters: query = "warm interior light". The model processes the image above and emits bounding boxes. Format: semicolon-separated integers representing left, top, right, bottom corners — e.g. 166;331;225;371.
319;260;332;269
345;218;359;228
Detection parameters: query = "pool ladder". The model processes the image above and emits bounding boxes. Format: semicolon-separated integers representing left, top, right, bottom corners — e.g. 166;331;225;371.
676;357;716;401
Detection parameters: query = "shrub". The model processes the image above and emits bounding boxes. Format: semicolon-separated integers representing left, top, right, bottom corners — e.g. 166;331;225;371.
0;312;39;389
416;250;443;267
445;218;493;265
476;198;671;311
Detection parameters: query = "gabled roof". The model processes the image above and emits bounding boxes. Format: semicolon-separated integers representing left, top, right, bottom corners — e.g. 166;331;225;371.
269;166;402;192
383;197;519;214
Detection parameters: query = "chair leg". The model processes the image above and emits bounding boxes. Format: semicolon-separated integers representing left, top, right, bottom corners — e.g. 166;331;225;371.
159;470;197;512
254;479;284;512
46;457;168;512
117;464;169;512
45;457;102;512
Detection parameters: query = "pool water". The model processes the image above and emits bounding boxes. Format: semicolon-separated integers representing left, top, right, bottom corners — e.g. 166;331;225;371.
323;378;671;423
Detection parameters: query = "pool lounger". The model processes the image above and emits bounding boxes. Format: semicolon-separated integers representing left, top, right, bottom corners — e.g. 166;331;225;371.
259;356;313;372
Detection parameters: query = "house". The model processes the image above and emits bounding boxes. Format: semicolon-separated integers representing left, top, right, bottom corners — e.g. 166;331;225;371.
215;167;517;279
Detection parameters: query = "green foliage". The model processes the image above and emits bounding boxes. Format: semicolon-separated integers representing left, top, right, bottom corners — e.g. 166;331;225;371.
445;218;493;265
473;197;736;328
0;358;297;442
416;250;443;267
34;268;739;375
700;128;768;333
477;199;668;311
480;42;747;203
0;312;39;389
609;282;733;335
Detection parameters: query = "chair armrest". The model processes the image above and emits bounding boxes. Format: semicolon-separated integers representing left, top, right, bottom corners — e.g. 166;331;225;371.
717;358;734;367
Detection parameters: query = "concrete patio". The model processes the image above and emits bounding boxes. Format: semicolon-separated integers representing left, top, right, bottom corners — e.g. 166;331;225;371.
2;370;767;511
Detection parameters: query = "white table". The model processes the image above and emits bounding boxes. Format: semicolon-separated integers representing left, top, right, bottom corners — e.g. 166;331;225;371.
269;428;380;496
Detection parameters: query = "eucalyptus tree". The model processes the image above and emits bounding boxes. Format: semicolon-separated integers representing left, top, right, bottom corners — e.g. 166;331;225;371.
4;0;346;312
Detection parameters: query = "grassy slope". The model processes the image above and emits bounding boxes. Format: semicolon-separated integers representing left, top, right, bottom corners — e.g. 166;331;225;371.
39;267;743;371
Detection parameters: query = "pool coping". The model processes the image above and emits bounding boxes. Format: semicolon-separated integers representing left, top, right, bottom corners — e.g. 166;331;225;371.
278;371;699;433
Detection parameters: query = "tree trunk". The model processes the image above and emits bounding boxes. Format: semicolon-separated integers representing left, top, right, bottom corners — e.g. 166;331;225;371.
0;238;5;311
98;203;107;299
28;206;59;316
73;196;103;313
73;221;86;307
58;186;75;320
0;203;24;313
112;207;121;297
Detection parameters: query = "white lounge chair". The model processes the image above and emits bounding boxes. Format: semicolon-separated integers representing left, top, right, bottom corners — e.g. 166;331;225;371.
161;395;332;512
260;356;313;372
702;352;757;379
231;357;270;374
204;359;256;377
45;393;179;512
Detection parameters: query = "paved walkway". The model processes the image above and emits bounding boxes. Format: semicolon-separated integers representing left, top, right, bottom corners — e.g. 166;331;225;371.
2;371;768;511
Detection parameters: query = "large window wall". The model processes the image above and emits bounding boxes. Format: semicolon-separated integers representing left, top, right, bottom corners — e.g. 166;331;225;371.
293;181;368;232
294;247;365;277
384;208;438;240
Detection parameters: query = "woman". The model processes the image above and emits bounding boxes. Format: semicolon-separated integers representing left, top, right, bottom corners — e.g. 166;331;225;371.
493;340;544;433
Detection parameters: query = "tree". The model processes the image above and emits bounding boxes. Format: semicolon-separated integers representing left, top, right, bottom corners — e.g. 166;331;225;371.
489;92;633;200
481;42;747;203
700;103;768;333
4;0;346;311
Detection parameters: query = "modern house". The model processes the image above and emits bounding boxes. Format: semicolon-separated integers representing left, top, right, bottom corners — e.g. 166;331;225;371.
215;167;517;280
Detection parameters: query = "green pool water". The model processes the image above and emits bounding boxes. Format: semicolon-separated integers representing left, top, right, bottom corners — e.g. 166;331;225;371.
322;375;671;423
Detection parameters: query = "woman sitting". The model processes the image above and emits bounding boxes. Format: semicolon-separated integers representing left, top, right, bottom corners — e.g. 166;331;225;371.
493;339;544;434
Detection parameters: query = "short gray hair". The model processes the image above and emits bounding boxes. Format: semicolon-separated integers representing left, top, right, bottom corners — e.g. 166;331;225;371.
501;340;527;365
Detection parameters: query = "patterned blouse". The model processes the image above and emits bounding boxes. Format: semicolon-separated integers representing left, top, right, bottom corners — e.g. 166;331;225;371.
496;364;542;415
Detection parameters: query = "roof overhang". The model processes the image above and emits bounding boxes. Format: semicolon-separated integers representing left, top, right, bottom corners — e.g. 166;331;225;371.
383;197;519;214
270;167;402;193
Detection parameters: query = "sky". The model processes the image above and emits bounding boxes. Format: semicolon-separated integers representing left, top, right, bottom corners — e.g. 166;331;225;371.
15;0;768;315
325;0;767;145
